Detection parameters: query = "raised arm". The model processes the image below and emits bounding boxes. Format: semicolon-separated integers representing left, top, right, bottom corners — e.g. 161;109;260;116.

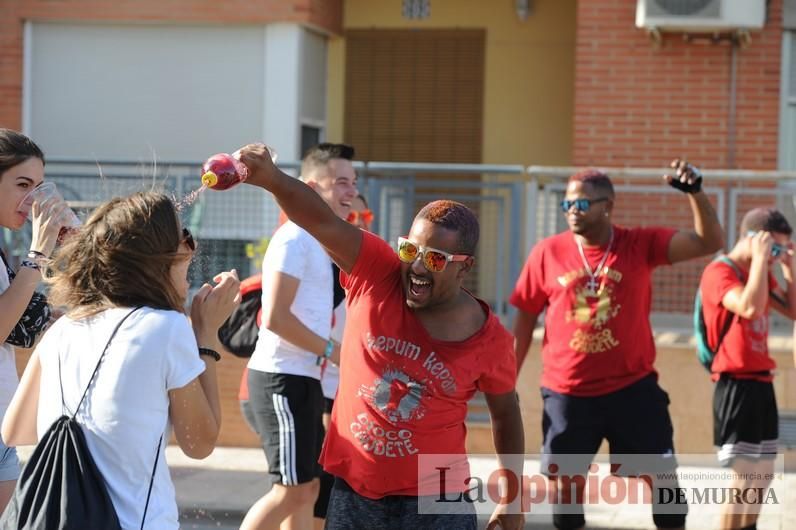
0;197;66;343
721;233;771;320
238;144;362;274
170;270;240;459
664;159;725;264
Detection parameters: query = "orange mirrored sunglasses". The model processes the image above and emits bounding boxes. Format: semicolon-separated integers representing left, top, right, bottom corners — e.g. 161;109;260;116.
396;237;469;273
347;209;374;225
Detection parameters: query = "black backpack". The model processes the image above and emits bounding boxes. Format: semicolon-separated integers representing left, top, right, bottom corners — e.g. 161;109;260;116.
0;307;162;530
218;274;262;357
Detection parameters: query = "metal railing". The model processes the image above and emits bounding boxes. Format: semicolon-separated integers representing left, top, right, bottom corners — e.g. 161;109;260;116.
5;159;796;327
527;165;796;331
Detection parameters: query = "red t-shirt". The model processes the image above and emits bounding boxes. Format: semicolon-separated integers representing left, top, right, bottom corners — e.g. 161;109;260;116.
319;232;517;499
699;259;776;382
510;225;676;397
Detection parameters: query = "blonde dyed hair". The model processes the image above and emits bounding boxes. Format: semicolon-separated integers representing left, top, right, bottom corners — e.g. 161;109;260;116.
47;191;188;318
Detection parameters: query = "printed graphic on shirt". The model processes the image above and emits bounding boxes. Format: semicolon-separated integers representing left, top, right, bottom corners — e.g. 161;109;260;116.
349;412;419;459
350;331;465;458
746;315;768;353
558;266;623;354
358;368;425;423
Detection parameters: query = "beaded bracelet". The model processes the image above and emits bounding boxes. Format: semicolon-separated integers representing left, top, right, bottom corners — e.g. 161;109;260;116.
19;259;41;271
198;347;221;362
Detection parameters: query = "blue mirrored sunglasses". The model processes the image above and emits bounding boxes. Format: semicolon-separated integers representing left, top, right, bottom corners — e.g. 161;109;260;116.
746;231;787;258
560;197;609;213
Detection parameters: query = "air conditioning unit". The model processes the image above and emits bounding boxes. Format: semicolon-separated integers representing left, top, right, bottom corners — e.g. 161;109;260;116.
636;0;766;32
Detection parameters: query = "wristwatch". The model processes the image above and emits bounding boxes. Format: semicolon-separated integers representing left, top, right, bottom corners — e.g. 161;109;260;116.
198;347;221;362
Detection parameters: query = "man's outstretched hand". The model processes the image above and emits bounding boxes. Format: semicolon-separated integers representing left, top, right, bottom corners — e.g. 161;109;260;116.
235;143;280;189
663;158;702;194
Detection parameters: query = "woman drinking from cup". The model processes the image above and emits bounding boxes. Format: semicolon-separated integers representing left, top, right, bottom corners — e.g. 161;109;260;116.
0;128;69;511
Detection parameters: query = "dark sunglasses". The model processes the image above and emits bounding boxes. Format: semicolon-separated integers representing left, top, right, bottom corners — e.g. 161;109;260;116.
182;228;196;251
560;197;609;213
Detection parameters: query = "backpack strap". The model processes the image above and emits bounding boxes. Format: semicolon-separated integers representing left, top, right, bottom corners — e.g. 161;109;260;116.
140;434;163;529
712;304;735;357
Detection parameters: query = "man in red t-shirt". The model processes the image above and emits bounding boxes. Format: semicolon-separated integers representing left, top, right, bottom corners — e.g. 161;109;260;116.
238;144;525;530
699;208;795;530
511;161;724;530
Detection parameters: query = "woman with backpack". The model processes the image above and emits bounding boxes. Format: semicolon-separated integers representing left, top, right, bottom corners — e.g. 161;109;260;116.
0;129;70;512
1;191;240;529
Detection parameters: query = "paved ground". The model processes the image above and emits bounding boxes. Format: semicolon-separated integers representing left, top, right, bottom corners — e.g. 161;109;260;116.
170;447;796;529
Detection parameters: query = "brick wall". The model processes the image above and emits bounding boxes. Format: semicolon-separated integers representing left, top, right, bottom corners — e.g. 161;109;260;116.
573;0;783;170
0;0;342;130
572;1;786;314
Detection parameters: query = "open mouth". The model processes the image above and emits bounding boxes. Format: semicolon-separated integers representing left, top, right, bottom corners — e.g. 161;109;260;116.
408;274;432;299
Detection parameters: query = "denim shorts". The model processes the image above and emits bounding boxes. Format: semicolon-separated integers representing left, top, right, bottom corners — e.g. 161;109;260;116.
0;438;20;482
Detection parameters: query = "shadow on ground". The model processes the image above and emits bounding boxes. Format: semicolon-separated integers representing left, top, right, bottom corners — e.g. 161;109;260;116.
179;508;621;530
175;466;631;529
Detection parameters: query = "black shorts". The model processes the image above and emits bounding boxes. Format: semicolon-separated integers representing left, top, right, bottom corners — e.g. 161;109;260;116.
248;370;324;486
239;399;259;435
325;478;476;530
324;397;334;415
713;375;778;465
541;374;678;476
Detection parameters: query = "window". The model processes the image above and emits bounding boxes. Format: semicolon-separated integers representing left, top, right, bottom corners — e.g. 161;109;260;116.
779;31;796;170
301;125;322;157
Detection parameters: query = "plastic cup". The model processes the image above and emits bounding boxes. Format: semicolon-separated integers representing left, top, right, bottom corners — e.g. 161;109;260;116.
17;181;81;230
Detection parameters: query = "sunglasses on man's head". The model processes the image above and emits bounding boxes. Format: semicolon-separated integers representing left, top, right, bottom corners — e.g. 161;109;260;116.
396;237;470;273
347;209;374;225
182;228;196;251
560;197;609;213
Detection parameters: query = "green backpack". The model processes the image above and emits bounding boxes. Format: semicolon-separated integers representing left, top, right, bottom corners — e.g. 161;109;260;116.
693;256;740;372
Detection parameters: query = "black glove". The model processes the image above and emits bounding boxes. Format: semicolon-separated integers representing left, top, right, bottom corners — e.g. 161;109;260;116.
666;161;702;194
